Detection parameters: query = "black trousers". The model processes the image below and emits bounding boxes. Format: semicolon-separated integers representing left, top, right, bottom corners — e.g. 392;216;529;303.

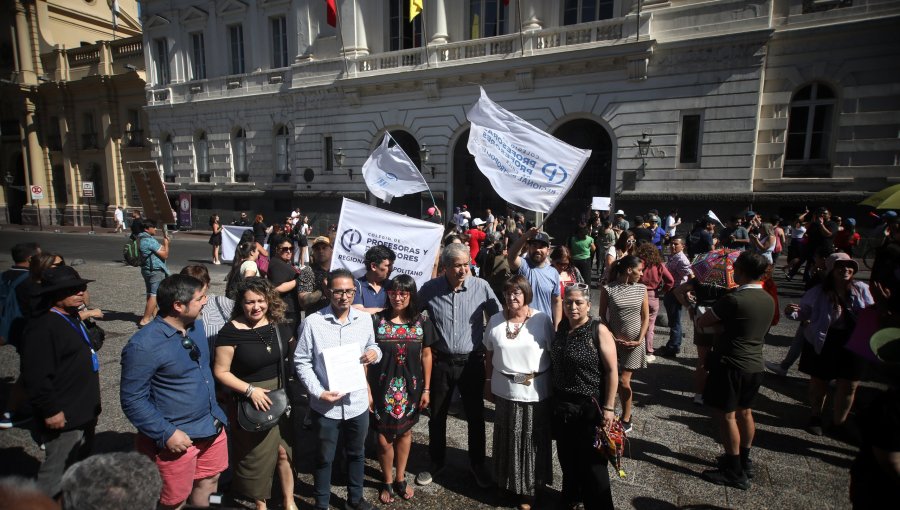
554;411;613;510
428;352;486;466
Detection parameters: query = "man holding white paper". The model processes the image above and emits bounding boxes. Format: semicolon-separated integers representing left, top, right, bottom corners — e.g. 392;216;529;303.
295;268;382;510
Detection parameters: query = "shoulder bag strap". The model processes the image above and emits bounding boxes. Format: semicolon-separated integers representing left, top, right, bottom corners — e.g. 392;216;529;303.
273;325;284;389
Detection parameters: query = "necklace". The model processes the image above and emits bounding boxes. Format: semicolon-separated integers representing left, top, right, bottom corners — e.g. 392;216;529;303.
505;309;531;339
251;323;274;353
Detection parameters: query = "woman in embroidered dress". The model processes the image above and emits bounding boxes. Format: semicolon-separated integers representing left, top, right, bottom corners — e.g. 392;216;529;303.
214;277;297;510
369;274;435;503
483;275;555;510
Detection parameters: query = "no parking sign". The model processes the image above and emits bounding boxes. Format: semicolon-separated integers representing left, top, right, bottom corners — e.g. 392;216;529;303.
30;185;44;200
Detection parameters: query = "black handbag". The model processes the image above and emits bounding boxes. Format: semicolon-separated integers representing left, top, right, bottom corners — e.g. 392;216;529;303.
237;326;291;432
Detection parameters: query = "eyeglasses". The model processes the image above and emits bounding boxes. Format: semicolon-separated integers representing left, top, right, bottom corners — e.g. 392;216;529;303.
331;289;356;297
181;336;200;362
386;290;410;297
504;290;524;297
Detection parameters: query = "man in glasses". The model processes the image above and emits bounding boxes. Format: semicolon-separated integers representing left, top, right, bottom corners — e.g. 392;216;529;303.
507;227;562;328
298;236;334;314
21;265;99;498
352;244;396;315
295;268;381;510
121;274;227;509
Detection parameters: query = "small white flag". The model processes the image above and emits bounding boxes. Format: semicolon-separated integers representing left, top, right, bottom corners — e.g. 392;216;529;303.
707;210;725;228
466;88;591;215
361;135;430;204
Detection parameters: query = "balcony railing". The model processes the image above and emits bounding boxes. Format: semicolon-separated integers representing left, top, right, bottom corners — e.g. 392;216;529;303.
148;15;643;106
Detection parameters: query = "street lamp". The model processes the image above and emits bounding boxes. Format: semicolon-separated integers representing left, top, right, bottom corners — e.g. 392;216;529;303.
419;144;430;165
334;147;351;179
636;132;652;157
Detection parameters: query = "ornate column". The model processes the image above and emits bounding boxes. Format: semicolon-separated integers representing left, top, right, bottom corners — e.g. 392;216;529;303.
14;1;37;85
429;0;448;44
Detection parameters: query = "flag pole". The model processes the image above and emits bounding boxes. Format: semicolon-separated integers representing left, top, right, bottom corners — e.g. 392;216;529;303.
421;2;429;67
335;1;350;77
516;0;524;57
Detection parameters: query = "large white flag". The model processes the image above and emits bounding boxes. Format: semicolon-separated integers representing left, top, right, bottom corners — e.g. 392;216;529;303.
361;135;430;203
333;198;443;289
466;88;591;215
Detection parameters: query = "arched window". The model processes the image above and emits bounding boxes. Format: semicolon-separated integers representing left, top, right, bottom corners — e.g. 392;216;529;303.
784;82;836;176
274;125;290;180
233;128;248;182
194;131;209;182
162;134;175;182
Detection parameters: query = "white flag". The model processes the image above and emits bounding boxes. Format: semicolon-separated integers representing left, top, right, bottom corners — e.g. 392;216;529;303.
466;88;591;215
706;210;725;228
361;135;430;203
333;198;443;289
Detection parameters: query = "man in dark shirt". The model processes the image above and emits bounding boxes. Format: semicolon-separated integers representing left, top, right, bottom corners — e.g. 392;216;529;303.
298;236;333;315
22;266;100;497
267;236;302;330
800;207;839;281
722;216;750;250
121;275;227;509
632;215;654;245
696;252;774;490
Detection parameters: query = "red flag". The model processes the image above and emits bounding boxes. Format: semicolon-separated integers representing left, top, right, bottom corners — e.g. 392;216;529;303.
326;0;337;27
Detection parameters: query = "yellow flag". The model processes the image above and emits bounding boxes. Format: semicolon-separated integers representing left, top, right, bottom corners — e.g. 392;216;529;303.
410;0;423;21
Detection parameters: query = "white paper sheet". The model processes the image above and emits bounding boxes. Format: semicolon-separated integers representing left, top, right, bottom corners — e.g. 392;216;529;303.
322;343;368;393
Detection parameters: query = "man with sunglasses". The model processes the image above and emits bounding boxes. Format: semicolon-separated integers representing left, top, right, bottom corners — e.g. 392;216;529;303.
121;274;227;509
507;227;562;328
21;266;100;498
295;268;381;510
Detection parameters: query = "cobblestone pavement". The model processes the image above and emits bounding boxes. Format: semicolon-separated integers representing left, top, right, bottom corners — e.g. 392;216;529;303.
0;245;874;509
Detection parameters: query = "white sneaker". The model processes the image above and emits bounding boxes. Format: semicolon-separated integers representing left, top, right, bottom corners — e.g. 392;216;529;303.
693;394;704;405
646;354;656;363
765;361;788;376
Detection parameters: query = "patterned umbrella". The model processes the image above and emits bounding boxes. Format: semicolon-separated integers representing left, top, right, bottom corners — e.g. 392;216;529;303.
691;249;742;289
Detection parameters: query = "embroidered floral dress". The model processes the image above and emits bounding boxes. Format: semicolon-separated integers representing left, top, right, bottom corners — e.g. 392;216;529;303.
370;312;436;438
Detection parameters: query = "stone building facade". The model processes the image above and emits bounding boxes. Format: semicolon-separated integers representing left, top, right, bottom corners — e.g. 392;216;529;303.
1;0;145;226
137;0;900;231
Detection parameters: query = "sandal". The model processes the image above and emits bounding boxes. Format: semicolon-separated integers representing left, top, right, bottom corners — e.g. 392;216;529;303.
379;482;396;504
393;479;413;501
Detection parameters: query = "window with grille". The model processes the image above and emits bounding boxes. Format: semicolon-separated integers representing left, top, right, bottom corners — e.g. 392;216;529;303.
563;0;614;25
229;24;245;74
469;0;508;39
271;17;289;68
389;0;423;51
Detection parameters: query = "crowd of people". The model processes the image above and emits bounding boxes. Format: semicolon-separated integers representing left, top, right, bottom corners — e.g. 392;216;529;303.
0;201;898;510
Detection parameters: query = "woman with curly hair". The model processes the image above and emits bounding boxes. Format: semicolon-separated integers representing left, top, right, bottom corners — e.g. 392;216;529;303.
214;278;297;510
634;243;674;360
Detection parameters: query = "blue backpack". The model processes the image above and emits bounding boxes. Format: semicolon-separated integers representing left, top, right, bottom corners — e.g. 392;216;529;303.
0;271;29;346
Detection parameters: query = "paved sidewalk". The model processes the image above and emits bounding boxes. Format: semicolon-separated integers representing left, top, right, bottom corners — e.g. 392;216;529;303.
0;259;870;509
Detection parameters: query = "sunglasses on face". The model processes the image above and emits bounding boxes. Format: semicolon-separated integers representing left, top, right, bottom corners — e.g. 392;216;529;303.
181;337;200;362
278;246;293;252
331;289;356;297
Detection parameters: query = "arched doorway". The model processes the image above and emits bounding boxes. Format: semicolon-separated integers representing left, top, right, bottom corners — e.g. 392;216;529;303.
451;129;508;224
546;119;613;237
374;130;426;218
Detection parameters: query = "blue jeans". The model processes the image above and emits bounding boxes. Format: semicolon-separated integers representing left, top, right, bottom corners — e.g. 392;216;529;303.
311;410;368;509
663;292;683;351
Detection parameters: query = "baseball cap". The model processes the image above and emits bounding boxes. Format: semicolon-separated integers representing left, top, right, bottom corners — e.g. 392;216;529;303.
311;236;331;247
845;217;856;226
529;232;552;245
825;252;858;273
745;210;757;218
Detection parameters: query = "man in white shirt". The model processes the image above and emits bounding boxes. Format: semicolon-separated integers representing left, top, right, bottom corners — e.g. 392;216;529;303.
114;206;125;233
295;268;382;510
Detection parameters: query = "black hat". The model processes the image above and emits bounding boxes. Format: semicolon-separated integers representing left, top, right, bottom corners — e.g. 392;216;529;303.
35;265;93;295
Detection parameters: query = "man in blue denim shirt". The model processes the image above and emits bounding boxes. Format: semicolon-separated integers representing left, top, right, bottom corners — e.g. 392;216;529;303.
121;274;228;509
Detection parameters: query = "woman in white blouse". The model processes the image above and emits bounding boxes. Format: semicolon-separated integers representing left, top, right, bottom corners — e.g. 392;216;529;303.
483;275;555;510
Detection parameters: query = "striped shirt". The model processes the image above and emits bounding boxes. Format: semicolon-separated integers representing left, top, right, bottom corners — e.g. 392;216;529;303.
666;251;693;287
419;275;501;354
294;305;382;420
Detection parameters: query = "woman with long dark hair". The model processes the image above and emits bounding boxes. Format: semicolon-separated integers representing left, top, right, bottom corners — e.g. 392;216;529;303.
209;214;222;265
369;274;435;503
226;242;260;300
214;277;297;510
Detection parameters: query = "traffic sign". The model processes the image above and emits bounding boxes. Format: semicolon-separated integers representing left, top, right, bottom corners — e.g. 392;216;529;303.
30;185;44;200
82;181;95;198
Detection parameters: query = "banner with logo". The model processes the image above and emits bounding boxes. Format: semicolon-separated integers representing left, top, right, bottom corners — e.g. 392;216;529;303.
466;87;591;215
333;198;443;289
361;134;430;203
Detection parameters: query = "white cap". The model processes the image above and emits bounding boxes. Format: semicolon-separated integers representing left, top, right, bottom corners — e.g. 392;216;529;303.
472;218;485;227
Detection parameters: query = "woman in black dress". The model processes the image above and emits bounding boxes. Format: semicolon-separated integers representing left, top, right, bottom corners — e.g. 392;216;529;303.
369;274;435;503
213;277;297;510
209;213;222;265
